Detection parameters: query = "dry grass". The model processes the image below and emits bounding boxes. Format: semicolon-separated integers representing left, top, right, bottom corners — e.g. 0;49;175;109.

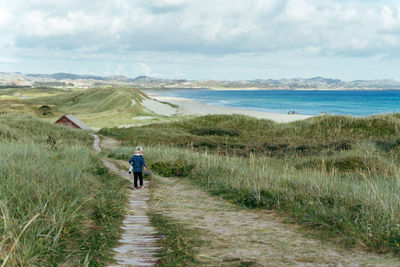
149;175;400;266
100;137;121;151
0;114;128;265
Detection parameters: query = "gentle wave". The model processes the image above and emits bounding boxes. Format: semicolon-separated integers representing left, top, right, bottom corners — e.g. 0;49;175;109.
160;89;400;116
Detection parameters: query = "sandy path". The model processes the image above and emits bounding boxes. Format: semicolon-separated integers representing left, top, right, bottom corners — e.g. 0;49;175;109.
100;137;121;150
91;134;160;266
91;134;101;153
150;175;400;266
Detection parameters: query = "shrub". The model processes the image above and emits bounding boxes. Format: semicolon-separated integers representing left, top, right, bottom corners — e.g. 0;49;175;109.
140;145;400;254
148;212;202;266
190;127;240;137
0;114;127;265
150;159;194;177
296;156;395;176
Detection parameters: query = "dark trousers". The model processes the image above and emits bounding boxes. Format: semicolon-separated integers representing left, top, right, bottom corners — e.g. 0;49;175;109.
134;172;143;187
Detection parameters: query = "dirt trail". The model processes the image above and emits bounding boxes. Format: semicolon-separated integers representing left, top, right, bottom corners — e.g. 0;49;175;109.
94;135;400;266
150;176;400;266
91;134;160;266
100;137;121;151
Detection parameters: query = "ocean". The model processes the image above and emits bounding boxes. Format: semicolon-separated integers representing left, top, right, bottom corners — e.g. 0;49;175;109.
160;89;400;116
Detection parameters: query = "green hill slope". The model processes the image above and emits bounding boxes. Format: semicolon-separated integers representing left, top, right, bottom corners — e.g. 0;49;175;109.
104;113;400;254
31;87;155;128
100;113;400;156
0;113;127;265
0;87;163;128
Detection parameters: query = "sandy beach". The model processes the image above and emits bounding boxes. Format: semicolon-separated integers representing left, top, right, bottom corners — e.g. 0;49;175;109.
144;91;312;123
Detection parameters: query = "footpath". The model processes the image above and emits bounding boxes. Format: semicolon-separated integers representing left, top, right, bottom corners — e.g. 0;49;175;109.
149;175;400;266
91;134;160;266
92;134;400;266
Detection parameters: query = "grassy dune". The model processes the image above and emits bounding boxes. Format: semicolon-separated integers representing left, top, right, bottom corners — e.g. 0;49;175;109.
0;114;128;265
101;113;400;160
106;114;400;254
0;87;162;128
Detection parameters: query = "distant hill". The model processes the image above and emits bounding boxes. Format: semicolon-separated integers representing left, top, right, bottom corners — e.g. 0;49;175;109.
0;86;162;128
1;72;400;90
26;72;107;81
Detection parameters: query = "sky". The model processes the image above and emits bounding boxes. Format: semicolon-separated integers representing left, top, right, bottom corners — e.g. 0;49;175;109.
1;0;400;81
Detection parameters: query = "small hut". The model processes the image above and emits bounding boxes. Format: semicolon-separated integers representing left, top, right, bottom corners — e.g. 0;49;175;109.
55;114;91;130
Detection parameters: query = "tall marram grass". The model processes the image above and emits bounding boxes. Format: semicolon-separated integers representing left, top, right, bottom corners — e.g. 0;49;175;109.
105;114;400;254
0;113;92;146
110;145;400;253
101;113;400;144
0;113;128;265
0;142;96;265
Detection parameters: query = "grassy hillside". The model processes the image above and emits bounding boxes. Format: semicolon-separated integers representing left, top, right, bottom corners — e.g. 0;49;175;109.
105;113;400;254
0;86;165;128
0;113;128;265
100;113;400;157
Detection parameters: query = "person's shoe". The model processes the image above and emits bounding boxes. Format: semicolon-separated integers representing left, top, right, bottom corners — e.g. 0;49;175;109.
133;187;137;190
139;185;143;189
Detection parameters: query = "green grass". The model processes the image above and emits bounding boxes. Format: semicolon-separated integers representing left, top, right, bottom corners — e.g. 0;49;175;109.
110;145;400;254
148;211;203;266
105;113;400;255
0;113;128;265
0;86;168;128
0;113;93;145
100;113;400;157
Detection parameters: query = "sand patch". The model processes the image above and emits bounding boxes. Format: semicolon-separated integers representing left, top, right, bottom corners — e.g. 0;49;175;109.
146;93;311;123
141;98;176;117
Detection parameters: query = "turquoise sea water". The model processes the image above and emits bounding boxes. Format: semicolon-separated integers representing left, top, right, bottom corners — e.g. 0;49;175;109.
161;89;400;116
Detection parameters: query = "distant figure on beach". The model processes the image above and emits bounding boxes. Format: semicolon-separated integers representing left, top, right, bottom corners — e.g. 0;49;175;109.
128;146;147;190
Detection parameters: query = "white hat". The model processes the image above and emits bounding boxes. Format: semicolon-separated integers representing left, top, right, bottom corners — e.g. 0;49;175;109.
135;146;143;152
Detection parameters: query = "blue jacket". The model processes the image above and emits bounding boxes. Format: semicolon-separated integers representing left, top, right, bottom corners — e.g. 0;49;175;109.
129;154;146;173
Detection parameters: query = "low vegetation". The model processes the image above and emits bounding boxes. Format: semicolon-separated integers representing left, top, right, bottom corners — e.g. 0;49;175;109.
105;113;400;254
100;114;400;157
148;212;203;266
0;86;166;128
0;113;128;265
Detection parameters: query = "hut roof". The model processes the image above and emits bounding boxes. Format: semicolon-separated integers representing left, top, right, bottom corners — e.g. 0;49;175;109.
59;114;91;130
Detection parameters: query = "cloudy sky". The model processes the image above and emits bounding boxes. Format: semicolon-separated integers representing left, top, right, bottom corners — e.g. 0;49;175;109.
1;0;400;80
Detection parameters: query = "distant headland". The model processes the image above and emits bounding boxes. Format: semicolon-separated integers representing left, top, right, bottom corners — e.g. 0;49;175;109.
1;72;400;90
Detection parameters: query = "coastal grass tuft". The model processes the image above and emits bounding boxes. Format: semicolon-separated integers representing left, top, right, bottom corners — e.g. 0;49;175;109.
148;211;203;266
0;113;128;265
296;155;395;176
100;113;400;157
190;127;240;137
109;137;400;254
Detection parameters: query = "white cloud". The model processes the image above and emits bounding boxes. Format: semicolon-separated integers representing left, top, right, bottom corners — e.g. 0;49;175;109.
1;0;400;80
2;0;398;57
150;0;186;9
281;0;317;22
0;4;14;29
0;57;18;63
137;63;152;76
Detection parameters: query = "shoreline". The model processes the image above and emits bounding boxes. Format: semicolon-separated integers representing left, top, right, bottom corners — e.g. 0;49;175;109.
144;90;312;123
140;87;400;91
